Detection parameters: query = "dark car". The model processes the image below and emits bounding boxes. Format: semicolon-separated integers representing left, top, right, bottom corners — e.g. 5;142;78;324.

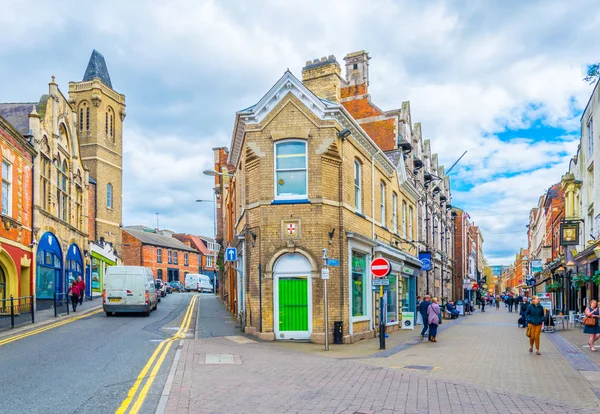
169;281;184;292
155;279;167;298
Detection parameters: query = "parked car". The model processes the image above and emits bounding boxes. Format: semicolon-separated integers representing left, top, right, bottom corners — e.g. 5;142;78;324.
169;281;184;292
103;266;158;316
155;279;167;297
165;283;172;294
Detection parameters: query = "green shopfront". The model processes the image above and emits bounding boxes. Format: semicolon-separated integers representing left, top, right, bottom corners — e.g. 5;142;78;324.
89;242;117;298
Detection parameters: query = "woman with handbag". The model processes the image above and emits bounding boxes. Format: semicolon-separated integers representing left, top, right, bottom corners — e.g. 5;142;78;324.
524;296;544;355
583;300;600;351
427;297;441;342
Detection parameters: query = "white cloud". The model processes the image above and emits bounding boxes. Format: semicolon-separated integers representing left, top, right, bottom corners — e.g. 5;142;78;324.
1;0;599;263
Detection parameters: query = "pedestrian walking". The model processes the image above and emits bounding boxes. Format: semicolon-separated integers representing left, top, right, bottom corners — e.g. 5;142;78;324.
583;300;600;351
68;280;81;312
518;297;528;327
525;296;545;355
77;275;86;305
496;296;500;310
427;297;440;342
419;295;431;341
508;295;515;312
481;296;486;312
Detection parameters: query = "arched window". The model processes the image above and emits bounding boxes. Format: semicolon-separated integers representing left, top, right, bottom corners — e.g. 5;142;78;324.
107;107;115;142
105;113;108;135
57;160;69;221
40;153;50;211
86;107;90;131
79;108;83;131
274;140;307;200
107;183;113;209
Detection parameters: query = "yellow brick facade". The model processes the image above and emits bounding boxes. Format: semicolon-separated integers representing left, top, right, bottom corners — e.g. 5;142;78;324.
69;75;125;257
224;72;421;344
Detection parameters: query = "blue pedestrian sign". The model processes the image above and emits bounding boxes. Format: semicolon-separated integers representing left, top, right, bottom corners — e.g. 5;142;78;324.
327;259;339;267
225;247;237;262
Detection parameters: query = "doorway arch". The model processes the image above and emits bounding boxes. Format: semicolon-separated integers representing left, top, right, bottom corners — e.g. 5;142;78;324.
273;253;312;340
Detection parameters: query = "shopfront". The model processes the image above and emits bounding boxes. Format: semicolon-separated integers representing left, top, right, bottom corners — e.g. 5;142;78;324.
89;242;117;298
35;232;63;303
66;243;83;286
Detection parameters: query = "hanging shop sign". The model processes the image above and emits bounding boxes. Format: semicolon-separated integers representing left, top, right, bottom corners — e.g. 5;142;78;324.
418;251;432;271
560;221;580;246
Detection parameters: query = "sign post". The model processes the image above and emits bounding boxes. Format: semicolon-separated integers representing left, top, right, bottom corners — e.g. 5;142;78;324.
322;249;329;351
370;257;391;350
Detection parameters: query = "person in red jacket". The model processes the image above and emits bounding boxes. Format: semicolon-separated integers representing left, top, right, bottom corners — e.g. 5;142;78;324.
77;276;86;305
68;280;81;312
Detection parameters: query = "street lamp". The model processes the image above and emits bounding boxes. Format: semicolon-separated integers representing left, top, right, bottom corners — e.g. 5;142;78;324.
197;197;217;294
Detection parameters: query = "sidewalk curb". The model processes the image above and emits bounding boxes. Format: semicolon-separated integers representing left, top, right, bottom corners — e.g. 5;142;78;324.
0;303;103;340
155;339;184;414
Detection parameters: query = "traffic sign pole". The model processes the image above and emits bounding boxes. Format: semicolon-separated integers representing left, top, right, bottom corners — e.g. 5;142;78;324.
322;248;329;351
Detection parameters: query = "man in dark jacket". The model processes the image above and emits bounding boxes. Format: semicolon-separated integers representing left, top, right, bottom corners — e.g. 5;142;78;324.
507;295;514;312
525;296;545;355
419;295;431;340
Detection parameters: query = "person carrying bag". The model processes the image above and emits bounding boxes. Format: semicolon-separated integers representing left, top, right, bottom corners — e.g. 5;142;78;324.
583;300;600;351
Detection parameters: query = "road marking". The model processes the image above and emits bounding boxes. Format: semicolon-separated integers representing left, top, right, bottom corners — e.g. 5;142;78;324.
0;308;103;347
116;294;198;414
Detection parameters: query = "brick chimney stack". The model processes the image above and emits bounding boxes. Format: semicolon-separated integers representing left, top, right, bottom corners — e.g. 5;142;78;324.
301;55;344;103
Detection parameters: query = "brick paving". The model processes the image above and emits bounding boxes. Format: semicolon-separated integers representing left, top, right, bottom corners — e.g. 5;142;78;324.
159;299;600;413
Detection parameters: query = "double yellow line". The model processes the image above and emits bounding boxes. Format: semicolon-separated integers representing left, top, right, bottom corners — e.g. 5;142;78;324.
0;308;103;347
116;294;198;414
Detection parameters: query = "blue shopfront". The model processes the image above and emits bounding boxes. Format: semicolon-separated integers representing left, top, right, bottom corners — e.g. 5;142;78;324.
36;232;85;308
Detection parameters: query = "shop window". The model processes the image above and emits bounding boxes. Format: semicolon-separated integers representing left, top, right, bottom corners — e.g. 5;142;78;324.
386;273;398;324
275;140;307;199
352;251;367;317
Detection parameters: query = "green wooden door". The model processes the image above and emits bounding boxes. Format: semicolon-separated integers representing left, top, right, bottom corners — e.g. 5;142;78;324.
278;277;308;331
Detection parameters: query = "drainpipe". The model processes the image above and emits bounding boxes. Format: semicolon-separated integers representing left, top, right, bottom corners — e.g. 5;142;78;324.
371;156;375;240
31;155;36;311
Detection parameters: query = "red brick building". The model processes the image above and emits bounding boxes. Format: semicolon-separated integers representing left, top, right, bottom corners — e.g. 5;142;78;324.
0;115;36;300
173;233;217;284
122;226;199;283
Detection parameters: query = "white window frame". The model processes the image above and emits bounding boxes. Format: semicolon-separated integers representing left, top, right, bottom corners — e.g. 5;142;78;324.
274;139;308;200
354;160;362;213
589;117;594;157
184;253;188;266
107;183;113;209
1;160;11;216
402;201;407;237
392;193;397;234
408;206;414;240
157;249;162;263
385;273;399;325
380;182;386;227
206;255;213;268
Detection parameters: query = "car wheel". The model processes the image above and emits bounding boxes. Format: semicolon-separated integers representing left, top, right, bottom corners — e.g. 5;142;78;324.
143;310;151;317
105;311;113;317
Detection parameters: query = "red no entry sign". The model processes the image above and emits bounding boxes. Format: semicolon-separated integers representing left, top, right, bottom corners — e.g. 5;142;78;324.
370;257;391;278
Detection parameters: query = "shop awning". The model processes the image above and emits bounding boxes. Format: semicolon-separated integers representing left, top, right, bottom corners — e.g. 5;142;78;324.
373;241;422;270
574;240;600;265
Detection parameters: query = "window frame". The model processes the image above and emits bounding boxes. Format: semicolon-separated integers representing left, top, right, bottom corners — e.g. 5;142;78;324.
206;255;213;268
168;251;172;264
354;160;362;213
1;160;11;216
273;139;308;201
402;201;407;237
173;251;178;265
589;117;594;157
184;253;188;266
408;206;414;240
157;249;162;263
380;182;386;227
351;249;370;321
107;183;113;209
391;193;397;234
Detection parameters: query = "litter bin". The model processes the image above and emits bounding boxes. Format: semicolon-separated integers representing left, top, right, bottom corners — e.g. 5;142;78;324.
333;321;343;344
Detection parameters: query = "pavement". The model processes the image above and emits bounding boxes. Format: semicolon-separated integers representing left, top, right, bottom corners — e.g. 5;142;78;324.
0;291;197;414
160;300;600;414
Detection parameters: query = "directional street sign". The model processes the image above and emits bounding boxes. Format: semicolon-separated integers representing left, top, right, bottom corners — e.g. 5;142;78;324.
372;279;390;286
326;259;339;267
225;247;237;262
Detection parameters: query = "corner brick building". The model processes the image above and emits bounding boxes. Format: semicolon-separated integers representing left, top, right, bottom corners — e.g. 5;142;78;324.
122;226;199;283
218;52;424;344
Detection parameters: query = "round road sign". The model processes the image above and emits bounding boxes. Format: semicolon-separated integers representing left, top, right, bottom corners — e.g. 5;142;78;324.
370;257;391;278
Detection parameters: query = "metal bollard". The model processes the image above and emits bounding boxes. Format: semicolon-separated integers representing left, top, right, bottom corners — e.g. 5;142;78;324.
10;295;14;328
31;296;35;324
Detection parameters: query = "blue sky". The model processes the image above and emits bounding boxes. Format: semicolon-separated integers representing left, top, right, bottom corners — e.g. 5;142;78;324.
1;0;599;264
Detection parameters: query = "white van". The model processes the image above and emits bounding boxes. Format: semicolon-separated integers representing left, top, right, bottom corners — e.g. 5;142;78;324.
185;274;213;293
103;266;158;316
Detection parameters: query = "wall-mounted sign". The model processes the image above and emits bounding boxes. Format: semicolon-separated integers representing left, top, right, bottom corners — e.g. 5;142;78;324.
419;251;432;271
560;221;579;246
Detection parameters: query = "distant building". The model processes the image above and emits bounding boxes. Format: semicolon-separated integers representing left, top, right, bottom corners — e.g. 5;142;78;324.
172;233;219;284
122;226;199;283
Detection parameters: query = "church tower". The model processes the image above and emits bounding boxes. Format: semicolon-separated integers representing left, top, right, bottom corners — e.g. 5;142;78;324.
69;50;125;259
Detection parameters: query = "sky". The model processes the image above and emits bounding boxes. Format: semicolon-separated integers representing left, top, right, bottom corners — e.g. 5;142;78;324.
1;0;599;265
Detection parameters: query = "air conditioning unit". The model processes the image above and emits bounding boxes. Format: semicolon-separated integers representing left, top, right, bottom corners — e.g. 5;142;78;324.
401;313;415;330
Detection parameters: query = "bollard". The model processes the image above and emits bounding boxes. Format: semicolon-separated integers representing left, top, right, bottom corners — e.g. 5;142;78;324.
31;296;35;324
54;291;58;317
10;295;14;328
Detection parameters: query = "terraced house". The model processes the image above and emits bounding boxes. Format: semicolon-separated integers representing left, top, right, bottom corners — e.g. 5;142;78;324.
217;52;424;344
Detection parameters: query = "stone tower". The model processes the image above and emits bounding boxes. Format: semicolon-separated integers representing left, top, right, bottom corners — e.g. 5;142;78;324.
69;50;126;259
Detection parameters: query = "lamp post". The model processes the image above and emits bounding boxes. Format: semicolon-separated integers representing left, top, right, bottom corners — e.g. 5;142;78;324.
196;197;217;294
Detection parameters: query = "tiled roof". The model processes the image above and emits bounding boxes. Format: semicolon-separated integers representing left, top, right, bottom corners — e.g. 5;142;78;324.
173;234;208;255
123;226;197;252
83;49;113;88
0;103;35;135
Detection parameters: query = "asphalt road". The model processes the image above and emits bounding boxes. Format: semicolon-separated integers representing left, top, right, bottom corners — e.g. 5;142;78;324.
0;291;199;414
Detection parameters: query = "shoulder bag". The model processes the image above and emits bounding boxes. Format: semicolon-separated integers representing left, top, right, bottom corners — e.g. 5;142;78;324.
525;325;532;337
582;309;597;327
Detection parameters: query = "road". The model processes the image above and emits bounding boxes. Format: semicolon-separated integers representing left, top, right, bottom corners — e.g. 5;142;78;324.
0;291;199;414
